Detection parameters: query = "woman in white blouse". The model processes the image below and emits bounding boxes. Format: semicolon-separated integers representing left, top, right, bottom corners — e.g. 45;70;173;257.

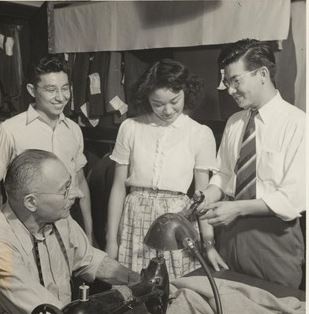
106;59;218;279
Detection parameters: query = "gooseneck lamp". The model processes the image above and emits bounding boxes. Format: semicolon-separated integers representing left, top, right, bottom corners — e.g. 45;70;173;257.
144;212;223;314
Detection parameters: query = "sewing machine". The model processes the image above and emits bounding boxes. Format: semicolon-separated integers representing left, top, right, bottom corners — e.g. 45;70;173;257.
32;255;169;314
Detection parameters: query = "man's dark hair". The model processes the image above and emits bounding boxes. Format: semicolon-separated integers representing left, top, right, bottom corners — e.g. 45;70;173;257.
30;55;70;86
5;149;59;199
133;58;203;114
218;39;277;84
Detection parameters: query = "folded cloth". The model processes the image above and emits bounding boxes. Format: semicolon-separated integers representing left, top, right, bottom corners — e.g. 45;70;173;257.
168;276;305;314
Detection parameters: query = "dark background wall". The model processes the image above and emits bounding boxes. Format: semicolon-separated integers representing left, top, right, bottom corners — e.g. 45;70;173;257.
0;1;301;147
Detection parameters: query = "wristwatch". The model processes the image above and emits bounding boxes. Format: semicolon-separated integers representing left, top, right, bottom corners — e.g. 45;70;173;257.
203;239;215;250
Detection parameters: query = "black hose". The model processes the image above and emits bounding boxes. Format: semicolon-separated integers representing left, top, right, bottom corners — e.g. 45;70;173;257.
186;241;223;314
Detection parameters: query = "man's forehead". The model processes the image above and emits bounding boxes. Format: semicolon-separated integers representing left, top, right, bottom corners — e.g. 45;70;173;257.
225;59;246;77
41;159;69;179
37;71;69;86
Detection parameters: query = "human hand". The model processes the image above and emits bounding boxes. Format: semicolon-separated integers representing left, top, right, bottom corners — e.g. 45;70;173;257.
105;241;119;259
200;201;242;226
205;247;229;271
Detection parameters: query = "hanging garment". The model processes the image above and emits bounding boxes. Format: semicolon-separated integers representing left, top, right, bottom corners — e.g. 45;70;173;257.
87;52;110;118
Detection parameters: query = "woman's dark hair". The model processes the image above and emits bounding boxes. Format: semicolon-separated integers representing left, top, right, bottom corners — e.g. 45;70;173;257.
30;55;69;86
132;58;203;114
218;39;277;85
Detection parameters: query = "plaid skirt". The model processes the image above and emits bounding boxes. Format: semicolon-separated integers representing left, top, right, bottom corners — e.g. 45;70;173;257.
117;187;200;279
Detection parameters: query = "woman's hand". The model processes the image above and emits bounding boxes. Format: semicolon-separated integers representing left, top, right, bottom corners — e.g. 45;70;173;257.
105;240;119;260
205;247;229;272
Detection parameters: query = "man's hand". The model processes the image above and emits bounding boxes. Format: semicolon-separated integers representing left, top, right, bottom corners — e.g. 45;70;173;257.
97;255;140;285
200;201;242;226
205;247;229;271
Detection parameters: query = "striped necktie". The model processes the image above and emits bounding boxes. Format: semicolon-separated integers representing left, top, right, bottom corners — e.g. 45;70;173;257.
235;110;258;200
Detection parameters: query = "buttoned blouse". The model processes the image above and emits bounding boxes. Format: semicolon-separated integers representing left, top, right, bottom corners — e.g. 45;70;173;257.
110;113;218;193
210;92;306;221
0;104;87;191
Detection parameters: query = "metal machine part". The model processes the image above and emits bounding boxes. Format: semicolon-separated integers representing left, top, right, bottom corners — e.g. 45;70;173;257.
32;255;169;314
179;191;205;221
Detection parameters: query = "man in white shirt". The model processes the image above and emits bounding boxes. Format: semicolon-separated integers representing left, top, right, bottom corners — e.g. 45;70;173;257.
0;56;94;243
0;149;139;314
198;39;305;289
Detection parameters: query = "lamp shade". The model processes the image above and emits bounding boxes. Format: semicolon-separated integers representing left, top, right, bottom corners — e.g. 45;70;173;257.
144;213;198;251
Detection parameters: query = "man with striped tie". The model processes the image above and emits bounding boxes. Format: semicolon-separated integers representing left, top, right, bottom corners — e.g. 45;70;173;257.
198;39;305;289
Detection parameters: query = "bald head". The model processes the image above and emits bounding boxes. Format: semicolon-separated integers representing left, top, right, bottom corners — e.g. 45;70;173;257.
5;149;61;202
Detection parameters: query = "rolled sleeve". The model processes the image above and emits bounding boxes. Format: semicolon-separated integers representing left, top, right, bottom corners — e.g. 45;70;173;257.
74;247;107;282
262;123;306;221
194;126;218;172
73;125;87;172
209;123;235;195
110;119;134;165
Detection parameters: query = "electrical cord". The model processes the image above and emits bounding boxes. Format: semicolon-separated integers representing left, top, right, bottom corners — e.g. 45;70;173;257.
184;238;223;314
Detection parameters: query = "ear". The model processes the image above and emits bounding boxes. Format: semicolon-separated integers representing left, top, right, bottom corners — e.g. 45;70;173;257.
26;83;36;98
24;193;38;213
259;66;269;79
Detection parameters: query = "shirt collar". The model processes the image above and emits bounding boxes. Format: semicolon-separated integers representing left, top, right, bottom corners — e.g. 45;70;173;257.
2;203;33;254
148;113;187;128
256;90;281;124
26;104;69;127
2;203;54;254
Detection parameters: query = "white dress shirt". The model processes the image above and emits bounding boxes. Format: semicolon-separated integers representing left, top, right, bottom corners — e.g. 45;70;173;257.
210;92;306;221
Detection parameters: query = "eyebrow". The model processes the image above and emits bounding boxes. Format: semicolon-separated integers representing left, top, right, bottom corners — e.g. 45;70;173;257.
41;83;70;88
151;93;181;103
225;74;240;81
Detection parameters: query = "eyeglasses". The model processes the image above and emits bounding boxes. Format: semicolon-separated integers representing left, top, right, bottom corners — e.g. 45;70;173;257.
223;68;260;90
36;85;71;97
31;177;72;199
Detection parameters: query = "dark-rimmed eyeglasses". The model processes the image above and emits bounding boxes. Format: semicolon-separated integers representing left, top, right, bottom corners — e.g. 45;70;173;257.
36;85;71;97
223;68;260;90
30;177;72;199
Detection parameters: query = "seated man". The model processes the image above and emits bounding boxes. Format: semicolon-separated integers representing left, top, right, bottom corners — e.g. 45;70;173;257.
0;149;139;314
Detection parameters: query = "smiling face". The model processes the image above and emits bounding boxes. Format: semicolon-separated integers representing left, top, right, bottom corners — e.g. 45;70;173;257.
148;87;185;125
27;71;70;121
224;58;263;110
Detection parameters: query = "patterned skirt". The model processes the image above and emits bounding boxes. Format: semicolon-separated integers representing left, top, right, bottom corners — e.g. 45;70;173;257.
117;187;200;279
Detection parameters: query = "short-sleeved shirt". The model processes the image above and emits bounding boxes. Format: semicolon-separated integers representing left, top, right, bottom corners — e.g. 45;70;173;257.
110;113;218;193
0;104;87;191
0;203;107;314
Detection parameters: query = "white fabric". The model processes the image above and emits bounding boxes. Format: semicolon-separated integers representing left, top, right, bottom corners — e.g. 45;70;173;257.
110;113;217;194
210;92;306;221
168;276;305;314
50;1;290;53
